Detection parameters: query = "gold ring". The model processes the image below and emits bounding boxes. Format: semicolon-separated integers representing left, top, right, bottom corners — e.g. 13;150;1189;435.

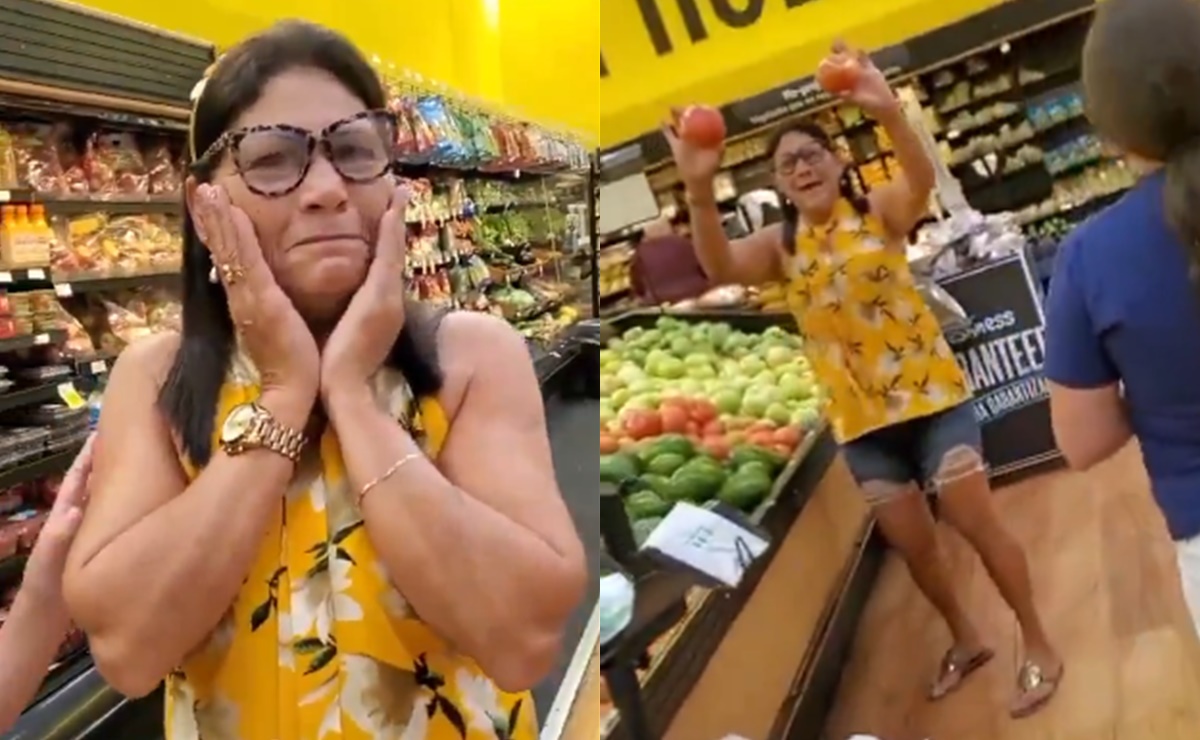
219;263;245;285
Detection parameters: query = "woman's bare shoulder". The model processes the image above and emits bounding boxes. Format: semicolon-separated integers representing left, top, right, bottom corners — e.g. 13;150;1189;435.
108;331;181;393
434;311;529;413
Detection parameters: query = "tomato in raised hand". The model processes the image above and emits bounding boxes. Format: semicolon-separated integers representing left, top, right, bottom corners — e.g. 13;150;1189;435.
816;56;862;94
677;105;726;149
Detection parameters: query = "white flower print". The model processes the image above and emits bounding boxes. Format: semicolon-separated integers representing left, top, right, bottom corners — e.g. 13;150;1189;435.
194;691;242;740
277;608;296;671
373;560;411;619
206;609;237;657
300;678;340;739
291;551;363;642
456;668;505;732
167;677;200;740
340;654;425;736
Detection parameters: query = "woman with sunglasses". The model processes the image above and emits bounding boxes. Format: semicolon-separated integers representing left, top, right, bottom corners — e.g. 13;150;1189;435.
60;20;586;740
665;45;1061;717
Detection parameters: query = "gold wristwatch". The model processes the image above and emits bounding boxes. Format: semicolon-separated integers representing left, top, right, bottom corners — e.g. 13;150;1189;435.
219;402;307;462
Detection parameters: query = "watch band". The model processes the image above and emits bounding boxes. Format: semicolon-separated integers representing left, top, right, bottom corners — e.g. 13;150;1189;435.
226;405;307;462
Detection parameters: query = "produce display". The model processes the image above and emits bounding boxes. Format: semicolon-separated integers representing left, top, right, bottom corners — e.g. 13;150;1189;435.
600;317;825;536
64;288;180;356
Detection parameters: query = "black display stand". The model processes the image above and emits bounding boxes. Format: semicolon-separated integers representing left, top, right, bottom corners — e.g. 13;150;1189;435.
937;251;1061;478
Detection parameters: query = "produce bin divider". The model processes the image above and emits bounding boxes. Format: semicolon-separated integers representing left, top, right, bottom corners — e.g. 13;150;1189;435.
769;522;887;740
603;430;837;740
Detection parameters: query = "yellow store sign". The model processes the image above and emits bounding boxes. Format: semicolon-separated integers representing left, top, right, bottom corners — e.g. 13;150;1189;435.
600;0;1012;146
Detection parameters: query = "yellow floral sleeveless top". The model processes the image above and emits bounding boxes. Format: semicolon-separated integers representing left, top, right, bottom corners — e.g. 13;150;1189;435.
785;199;970;443
164;353;537;740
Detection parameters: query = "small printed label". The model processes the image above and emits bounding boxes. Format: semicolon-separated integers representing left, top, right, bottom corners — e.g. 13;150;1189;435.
89;360;107;374
27;269;45;280
32;333;49;345
0;191;10;203
54;283;73;297
0;272;13;284
57;382;85;410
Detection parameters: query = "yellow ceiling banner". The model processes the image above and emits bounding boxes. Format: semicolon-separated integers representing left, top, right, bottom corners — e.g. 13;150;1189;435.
599;0;1012;146
66;0;597;139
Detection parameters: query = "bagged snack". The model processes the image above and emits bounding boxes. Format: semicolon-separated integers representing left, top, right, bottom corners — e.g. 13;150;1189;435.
144;139;182;197
85;130;149;197
0;124;17;188
53;124;91;197
8;123;65;194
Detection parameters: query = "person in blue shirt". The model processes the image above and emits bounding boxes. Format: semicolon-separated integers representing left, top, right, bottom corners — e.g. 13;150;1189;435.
1045;0;1200;634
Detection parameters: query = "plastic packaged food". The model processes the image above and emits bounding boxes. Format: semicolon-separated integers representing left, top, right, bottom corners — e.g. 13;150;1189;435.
46;427;89;454
8;123;66;194
12;510;48;549
12;404;88;427
0;124;18;189
144;139;183;197
0;521;19;558
86;130;149;197
0;489;22;516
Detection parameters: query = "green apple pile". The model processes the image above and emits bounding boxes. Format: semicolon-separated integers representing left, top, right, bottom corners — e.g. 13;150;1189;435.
600;317;824;439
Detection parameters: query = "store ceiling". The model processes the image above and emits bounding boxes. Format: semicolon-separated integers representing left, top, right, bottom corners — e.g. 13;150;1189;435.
599;0;1013;148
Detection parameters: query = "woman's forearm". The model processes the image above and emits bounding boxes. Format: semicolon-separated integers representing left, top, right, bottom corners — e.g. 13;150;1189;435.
0;591;70;729
684;180;738;283
877;106;936;195
327;389;573;690
65;390;311;697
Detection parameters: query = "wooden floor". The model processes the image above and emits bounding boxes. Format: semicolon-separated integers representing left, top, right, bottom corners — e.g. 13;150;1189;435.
825;443;1200;740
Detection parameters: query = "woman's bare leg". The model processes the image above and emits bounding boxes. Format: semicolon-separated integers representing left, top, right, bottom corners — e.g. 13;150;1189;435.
933;446;1062;713
867;482;986;668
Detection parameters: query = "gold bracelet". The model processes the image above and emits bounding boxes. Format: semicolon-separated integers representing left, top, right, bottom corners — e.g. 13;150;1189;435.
357;452;422;509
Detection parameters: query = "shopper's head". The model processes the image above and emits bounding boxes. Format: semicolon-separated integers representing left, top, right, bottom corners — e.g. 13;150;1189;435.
185;19;396;324
1084;0;1200;255
768;121;859;223
164;20;441;465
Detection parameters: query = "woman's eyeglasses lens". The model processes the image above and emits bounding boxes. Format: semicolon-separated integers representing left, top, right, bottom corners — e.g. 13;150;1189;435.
776;148;826;176
232;114;395;195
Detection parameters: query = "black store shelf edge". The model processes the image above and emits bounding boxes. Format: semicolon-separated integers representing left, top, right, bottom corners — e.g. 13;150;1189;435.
58;271;181;294
0;331;65;354
0;382;65;413
0;445;85;489
0;189;182;215
2;658;119;740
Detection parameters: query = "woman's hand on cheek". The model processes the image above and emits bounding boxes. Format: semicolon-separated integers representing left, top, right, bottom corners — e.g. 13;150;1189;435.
320;186;411;402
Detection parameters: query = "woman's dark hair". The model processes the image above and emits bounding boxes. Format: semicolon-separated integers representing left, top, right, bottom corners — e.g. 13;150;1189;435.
768;120;864;230
1083;0;1200;269
160;20;443;465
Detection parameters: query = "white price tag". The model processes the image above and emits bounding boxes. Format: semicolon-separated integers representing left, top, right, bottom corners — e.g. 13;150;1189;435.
56;382;85;410
89;360;107;374
32;333;49;346
0;272;13;284
54;283;73;297
0;191;9;203
26;269;45;280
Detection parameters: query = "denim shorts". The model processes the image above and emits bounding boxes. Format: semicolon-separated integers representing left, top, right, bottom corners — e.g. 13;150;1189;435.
841;402;984;497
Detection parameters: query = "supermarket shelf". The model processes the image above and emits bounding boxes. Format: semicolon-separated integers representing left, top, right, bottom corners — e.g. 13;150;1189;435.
0;189;180;215
53;271;181;296
396;161;585;183
0;331;66;354
0;382;67;414
0;445;86;491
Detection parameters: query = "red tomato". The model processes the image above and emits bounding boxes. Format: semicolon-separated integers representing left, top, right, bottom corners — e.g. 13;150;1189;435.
771;443;794;459
690;400;719;425
660;405;690;435
701;436;732;460
600;434;619;455
773;426;802;448
748;430;776;447
677;105;726;149
816;56;862;94
623;410;663;440
702;419;725;437
685;420;702;437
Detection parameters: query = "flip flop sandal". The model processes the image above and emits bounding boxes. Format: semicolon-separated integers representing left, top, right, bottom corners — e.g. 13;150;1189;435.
1010;660;1064;719
928;646;995;701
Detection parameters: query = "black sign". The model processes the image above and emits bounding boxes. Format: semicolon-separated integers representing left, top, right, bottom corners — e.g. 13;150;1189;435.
937;253;1059;476
723;43;911;137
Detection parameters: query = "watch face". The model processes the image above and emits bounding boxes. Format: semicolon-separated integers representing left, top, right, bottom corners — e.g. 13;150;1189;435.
221;404;257;443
